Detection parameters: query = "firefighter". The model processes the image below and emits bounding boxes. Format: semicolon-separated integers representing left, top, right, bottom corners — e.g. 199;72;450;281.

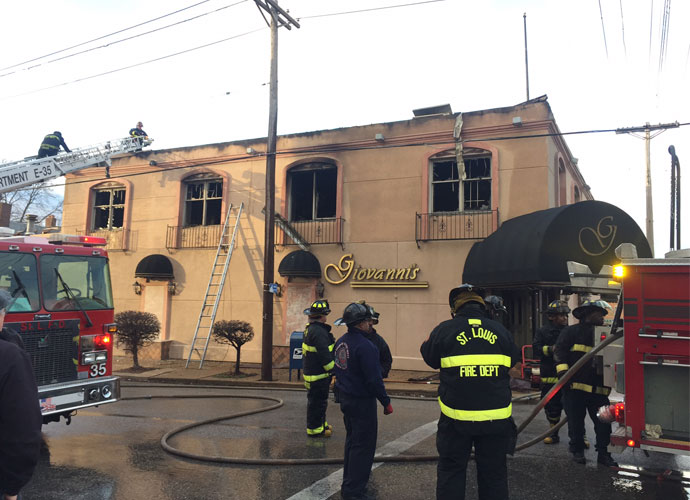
129;122;148;151
37;131;71;158
483;295;507;322
358;301;392;378
421;284;520;500
334;302;393;500
554;299;618;466
0;290;43;500
302;299;335;438
532;300;570;444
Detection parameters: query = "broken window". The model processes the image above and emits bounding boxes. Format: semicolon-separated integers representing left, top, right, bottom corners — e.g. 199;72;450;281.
431;153;491;212
288;163;337;221
184;175;223;226
92;185;125;230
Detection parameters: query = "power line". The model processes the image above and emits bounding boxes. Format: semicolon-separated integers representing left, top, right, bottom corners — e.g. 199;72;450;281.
0;0;214;73
659;0;671;71
0;27;266;101
298;0;446;20
13;121;690;194
619;0;627;57
0;1;250;79
598;0;609;58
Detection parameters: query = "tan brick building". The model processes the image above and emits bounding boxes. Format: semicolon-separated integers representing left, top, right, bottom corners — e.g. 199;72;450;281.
62;96;639;371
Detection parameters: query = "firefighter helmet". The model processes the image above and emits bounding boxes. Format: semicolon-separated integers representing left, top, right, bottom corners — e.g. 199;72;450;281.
484;295;507;314
357;300;380;325
53;131;62;137
545;300;571;315
448;284;484;308
572;300;611;319
303;299;331;316
341;302;371;326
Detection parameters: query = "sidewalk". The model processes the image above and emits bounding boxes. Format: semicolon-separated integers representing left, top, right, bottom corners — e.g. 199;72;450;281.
113;356;441;397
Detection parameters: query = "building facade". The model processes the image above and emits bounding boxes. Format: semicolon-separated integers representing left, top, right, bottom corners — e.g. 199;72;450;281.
62;96;597;371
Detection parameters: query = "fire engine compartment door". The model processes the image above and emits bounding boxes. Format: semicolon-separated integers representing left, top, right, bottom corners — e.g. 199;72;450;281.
644;364;690;440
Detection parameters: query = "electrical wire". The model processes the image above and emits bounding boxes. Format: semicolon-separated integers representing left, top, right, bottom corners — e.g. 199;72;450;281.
598;0;609;58
619;0;627;57
0;0;250;79
0;27;266;101
0;0;213;73
658;0;671;72
298;0;446;20
649;0;654;65
0;0;446;100
9;121;690;194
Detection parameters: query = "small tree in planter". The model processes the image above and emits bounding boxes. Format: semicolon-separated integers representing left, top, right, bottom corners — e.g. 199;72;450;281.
212;320;254;375
115;311;160;369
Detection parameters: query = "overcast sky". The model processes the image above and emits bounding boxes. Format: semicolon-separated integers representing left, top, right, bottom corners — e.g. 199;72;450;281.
1;0;688;256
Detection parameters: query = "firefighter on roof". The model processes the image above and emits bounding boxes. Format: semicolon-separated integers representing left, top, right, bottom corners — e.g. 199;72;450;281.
302;299;335;438
421;284;520;500
532;299;570;444
554;299;618;466
37;131;71;158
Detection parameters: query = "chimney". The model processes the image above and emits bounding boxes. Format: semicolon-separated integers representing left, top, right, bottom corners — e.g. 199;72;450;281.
44;215;57;228
25;214;38;234
0;203;11;227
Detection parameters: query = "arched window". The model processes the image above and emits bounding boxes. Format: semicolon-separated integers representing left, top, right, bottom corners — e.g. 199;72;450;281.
430;148;491;212
183;173;223;226
92;182;126;230
287;162;337;221
558;159;567;206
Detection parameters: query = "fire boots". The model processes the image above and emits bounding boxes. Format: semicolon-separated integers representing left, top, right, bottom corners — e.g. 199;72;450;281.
543;422;560;444
597;452;618;467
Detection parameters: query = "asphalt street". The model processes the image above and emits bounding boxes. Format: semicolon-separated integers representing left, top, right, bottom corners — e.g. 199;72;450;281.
22;383;690;500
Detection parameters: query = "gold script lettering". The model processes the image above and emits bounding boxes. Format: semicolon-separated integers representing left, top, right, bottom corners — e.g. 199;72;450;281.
324;254;354;284
579;216;617;256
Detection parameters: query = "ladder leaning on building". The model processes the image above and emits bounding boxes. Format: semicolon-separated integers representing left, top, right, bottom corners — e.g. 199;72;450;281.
185;202;244;368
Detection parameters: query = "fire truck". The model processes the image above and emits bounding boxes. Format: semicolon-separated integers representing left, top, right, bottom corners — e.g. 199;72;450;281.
0;136;152;423
600;244;690;456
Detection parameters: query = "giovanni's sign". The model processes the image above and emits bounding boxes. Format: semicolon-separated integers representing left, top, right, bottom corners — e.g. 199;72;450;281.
324;254;428;288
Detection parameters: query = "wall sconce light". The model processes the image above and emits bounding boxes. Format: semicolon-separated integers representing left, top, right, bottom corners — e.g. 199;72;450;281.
167;281;177;295
316;281;325;298
133;281;142;295
512;116;523;127
375;133;385;142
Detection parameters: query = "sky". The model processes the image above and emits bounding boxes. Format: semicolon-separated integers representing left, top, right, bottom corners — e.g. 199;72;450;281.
0;0;688;257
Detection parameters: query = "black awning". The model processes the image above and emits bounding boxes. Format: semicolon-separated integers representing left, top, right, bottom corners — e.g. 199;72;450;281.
135;254;175;280
463;200;651;288
278;250;322;278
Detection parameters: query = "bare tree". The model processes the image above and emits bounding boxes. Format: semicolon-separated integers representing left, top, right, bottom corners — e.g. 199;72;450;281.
115;311;160;368
212;320;255;375
0;182;63;226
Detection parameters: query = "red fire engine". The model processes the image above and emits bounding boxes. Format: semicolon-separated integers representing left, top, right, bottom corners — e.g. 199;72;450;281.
0;233;120;424
602;245;690;455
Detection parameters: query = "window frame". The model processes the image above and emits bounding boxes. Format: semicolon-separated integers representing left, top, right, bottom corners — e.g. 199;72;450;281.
183;174;224;227
429;150;492;213
91;183;126;231
286;162;338;222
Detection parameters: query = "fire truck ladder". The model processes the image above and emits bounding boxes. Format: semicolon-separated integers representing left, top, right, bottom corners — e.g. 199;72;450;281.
0;137;153;194
186;202;244;369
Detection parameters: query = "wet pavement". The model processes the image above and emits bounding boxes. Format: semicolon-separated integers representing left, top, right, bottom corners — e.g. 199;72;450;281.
20;359;690;499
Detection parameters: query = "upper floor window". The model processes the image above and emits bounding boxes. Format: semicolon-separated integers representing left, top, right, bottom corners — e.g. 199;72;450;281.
92;183;125;230
288;162;337;221
574;185;581;202
430;150;491;212
184;174;222;227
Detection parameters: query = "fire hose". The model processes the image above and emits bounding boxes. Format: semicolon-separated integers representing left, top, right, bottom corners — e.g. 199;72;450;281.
123;328;620;466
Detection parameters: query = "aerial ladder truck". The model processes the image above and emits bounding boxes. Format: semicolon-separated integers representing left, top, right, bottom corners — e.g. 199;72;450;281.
0;136;151;424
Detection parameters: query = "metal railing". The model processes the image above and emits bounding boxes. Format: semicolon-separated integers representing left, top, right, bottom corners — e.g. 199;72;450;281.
276;217;344;246
166;224;224;249
78;228;130;251
415;210;498;244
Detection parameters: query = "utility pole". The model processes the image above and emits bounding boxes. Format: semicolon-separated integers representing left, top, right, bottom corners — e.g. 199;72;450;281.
615;121;679;256
523;13;529;101
253;0;299;381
